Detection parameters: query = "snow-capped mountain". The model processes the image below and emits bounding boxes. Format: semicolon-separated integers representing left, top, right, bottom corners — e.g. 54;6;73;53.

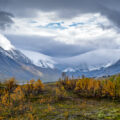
99;60;120;76
0;34;60;82
22;49;120;72
20;48;120;78
61;58;120;78
0;47;60;82
56;49;120;72
1;33;120;82
21;50;56;69
0;48;32;64
0;46;42;82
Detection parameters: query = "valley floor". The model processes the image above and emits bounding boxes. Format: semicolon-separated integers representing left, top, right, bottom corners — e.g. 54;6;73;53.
18;94;120;120
1;83;120;120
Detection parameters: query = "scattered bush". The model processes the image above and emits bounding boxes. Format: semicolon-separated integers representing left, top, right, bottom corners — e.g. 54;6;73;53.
55;85;67;100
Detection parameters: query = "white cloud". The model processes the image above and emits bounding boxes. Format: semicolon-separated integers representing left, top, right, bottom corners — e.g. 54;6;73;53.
54;13;116;45
3;17;55;37
2;11;120;54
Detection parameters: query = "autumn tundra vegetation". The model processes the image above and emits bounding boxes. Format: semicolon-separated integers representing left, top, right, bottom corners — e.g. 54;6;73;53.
57;74;120;99
1;74;120;119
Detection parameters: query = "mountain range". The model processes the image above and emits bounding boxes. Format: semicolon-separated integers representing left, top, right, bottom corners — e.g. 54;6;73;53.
22;49;120;78
0;36;60;83
1;35;120;82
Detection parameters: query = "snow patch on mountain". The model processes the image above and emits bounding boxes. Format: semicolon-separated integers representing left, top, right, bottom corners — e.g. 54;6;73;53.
21;50;56;69
103;62;113;68
0;34;14;50
63;67;76;72
88;62;112;71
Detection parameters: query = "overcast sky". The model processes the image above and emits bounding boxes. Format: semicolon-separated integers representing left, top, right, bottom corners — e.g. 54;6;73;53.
1;0;120;60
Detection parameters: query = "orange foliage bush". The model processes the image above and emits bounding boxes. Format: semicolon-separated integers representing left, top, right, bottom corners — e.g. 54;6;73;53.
58;74;120;99
0;78;44;118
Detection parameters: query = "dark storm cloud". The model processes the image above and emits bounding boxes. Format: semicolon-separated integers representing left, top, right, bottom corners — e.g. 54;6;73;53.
0;0;120;26
0;11;14;29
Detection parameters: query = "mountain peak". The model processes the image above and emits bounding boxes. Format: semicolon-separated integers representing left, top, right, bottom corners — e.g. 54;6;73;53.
0;34;14;51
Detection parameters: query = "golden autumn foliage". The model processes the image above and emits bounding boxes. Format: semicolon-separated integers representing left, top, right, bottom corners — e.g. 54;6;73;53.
0;78;44;119
57;74;120;99
1;75;120;119
22;79;44;97
4;77;17;92
33;79;44;94
57;77;76;90
10;86;25;103
1;92;10;106
55;85;67;100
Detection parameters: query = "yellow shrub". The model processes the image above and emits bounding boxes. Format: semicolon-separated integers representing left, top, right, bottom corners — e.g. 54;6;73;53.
4;78;17;92
33;79;44;94
1;92;9;106
55;86;67;100
10;86;25;103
